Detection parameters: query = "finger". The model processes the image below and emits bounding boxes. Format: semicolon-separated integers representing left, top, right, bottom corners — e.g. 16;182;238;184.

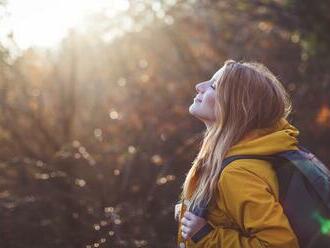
181;225;187;234
181;226;191;239
175;204;181;220
181;226;190;237
181;217;190;226
184;211;194;220
181;231;187;240
174;210;180;221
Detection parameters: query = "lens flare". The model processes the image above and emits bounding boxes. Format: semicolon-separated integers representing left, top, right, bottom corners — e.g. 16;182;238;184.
313;212;330;235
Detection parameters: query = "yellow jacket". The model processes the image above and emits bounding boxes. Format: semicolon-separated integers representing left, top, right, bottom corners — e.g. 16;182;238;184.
177;118;300;247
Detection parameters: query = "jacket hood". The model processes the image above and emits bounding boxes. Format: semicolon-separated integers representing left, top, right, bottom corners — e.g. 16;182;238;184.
225;118;300;158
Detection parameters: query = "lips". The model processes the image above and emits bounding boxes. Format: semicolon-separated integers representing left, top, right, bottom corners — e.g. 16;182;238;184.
194;97;202;103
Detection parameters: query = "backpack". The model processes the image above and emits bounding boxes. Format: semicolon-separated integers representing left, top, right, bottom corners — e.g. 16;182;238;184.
220;146;330;248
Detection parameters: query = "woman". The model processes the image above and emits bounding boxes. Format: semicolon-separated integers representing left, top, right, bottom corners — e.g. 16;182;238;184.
176;60;299;247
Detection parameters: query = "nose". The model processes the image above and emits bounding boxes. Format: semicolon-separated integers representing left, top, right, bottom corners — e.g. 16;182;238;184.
195;81;206;92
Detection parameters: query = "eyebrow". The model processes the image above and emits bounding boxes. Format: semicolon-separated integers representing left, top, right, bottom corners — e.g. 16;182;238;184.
210;78;217;84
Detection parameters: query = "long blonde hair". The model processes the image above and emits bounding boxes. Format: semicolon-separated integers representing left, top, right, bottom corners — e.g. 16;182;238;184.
182;59;292;211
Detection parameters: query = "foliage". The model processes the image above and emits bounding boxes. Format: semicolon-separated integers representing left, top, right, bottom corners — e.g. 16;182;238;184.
0;0;329;247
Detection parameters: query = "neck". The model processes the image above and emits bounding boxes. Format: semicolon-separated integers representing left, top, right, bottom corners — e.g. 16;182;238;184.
205;121;214;130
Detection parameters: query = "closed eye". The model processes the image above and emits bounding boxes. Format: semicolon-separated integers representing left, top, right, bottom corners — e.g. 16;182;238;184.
209;78;217;90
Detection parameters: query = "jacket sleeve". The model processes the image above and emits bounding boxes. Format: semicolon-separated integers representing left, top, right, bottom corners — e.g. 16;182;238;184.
190;162;299;248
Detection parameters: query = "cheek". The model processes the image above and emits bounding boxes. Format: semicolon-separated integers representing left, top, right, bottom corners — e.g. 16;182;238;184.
204;92;216;109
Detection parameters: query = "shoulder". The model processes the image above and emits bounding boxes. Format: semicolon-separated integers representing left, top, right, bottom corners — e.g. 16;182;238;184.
218;158;278;195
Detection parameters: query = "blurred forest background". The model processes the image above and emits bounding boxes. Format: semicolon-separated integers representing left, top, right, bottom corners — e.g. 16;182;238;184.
0;0;329;247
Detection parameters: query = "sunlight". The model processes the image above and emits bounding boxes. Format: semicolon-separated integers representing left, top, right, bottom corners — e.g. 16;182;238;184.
2;0;129;49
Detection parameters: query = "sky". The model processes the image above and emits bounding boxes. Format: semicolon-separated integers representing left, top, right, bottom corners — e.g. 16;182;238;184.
0;0;130;50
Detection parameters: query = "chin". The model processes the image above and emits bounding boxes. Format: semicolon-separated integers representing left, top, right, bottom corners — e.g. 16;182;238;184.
189;105;202;119
189;105;215;123
188;104;197;116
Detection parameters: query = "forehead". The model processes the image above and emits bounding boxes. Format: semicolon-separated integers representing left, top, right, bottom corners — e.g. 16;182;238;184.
211;66;225;81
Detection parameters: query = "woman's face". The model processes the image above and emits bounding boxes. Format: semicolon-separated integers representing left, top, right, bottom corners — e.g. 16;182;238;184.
189;67;224;126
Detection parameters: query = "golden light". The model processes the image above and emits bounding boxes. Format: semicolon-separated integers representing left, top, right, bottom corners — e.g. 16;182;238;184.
104;206;114;213
316;104;330;127
128;145;136;154
151;154;163;165
93;224;100;231
1;0;130;49
75;178;87;187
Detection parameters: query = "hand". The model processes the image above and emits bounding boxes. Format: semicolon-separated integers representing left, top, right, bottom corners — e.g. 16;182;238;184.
181;211;207;240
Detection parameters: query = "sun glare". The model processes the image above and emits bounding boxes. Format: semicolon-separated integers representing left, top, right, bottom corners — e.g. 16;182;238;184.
0;0;130;49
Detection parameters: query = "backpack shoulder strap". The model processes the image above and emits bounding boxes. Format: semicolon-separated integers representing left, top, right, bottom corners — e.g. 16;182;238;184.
222;154;278;170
